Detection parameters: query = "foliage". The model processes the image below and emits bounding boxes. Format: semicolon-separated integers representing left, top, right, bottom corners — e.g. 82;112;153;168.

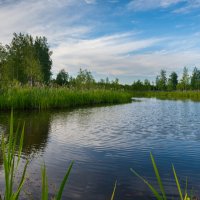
156;70;167;91
1;111;28;200
56;69;69;86
75;68;95;89
168;72;178;91
191;67;200;90
41;161;74;200
0;111;74;199
0;87;132;110
0;33;52;86
177;67;190;91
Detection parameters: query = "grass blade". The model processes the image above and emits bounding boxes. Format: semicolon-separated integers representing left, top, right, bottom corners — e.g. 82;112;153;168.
15;160;29;200
56;161;74;200
150;152;166;200
130;168;163;200
110;181;117;200
172;165;183;200
41;164;48;200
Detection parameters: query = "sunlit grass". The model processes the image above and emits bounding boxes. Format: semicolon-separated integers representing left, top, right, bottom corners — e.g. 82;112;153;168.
0;87;132;110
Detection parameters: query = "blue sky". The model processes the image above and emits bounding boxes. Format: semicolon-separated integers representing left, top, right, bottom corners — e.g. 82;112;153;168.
1;0;200;83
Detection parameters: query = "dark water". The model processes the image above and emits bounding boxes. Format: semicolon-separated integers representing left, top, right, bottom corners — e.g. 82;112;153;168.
1;98;200;199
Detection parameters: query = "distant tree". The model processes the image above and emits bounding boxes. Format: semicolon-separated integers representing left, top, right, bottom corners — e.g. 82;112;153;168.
191;67;200;90
34;36;52;83
56;69;69;86
144;79;151;90
112;78;120;89
177;67;190;90
76;68;95;88
167;72;178;90
132;80;144;90
105;77;110;84
156;70;167;90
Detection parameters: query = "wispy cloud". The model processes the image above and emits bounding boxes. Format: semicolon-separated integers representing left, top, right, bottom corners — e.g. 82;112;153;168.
0;0;92;44
0;0;200;83
127;0;185;11
127;0;200;13
84;0;96;4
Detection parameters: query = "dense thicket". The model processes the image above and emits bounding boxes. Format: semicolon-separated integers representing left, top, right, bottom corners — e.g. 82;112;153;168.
0;33;52;86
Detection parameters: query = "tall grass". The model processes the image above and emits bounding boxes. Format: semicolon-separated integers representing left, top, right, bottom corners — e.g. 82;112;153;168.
132;91;200;101
130;152;194;200
0;87;132;110
0;111;74;199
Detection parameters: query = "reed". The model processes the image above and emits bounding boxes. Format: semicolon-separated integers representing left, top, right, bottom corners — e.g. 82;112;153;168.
132;91;200;101
0;87;132;110
130;152;194;200
0;111;74;200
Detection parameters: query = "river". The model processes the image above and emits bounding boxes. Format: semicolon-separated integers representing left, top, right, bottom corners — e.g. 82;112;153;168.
0;98;200;199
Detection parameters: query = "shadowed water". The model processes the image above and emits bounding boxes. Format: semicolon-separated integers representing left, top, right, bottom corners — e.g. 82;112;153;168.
0;98;200;199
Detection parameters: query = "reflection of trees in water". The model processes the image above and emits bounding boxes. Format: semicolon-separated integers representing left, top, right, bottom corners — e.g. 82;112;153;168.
0;111;51;159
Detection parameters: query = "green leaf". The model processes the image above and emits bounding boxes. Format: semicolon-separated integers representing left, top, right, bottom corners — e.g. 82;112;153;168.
150;152;166;200
15;160;29;200
41;164;48;200
55;161;74;200
130;168;163;200
172;164;183;200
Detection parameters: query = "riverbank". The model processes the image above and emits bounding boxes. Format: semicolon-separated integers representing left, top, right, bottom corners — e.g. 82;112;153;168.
132;91;200;101
0;87;132;110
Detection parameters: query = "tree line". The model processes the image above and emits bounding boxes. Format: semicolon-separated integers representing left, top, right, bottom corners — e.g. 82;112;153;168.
1;33;200;91
131;67;200;91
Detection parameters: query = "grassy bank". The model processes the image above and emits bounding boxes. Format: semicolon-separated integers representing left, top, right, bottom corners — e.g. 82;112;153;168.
0;87;132;110
132;91;200;101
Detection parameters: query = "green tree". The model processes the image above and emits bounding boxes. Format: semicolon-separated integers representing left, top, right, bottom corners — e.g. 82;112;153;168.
191;67;200;90
76;68;95;88
144;79;151;90
23;46;42;86
132;80;144;90
34;36;52;83
0;43;8;86
167;72;178;91
177;67;190;90
156;70;167;90
4;33;52;85
56;69;69;86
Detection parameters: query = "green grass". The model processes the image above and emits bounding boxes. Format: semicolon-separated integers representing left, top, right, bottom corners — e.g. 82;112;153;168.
132;91;200;101
0;87;132;110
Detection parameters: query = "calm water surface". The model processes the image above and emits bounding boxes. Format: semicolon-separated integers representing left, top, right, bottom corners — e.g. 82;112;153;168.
0;98;200;199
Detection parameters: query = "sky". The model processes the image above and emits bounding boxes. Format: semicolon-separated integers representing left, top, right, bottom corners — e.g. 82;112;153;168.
0;0;200;83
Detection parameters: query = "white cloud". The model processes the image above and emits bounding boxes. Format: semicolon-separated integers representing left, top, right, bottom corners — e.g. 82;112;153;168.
1;0;200;83
127;0;200;13
84;0;96;4
51;33;164;74
127;0;185;11
0;0;92;44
